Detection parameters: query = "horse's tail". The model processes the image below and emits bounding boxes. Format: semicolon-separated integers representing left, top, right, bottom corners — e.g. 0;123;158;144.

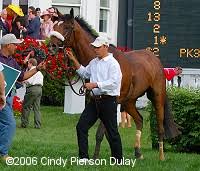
163;95;182;138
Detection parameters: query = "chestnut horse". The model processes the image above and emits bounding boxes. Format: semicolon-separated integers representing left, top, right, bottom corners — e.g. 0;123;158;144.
50;9;181;160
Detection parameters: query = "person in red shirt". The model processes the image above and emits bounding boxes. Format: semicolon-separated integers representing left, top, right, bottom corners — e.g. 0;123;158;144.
163;67;182;81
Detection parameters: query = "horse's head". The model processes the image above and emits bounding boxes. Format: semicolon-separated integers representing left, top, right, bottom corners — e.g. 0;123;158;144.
50;9;75;49
49;8;98;66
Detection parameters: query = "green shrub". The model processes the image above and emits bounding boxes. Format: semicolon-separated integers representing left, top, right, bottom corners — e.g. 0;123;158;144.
41;74;65;106
147;87;200;152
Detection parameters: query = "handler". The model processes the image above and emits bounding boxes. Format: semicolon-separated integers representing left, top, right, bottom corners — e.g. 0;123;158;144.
67;36;123;161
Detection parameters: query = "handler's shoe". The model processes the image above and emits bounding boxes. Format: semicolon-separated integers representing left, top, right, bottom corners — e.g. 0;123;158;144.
79;158;89;164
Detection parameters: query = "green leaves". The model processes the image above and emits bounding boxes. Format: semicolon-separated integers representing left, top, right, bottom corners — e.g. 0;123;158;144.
148;87;200;152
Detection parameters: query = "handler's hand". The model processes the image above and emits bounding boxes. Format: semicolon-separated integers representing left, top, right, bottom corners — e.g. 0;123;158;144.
0;95;6;110
65;49;81;69
84;83;98;90
66;50;76;61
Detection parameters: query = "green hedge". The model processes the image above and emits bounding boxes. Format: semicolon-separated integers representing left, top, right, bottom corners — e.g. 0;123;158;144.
41;74;65;106
147;87;200;152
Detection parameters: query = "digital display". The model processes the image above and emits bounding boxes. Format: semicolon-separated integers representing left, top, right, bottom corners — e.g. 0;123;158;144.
133;0;200;68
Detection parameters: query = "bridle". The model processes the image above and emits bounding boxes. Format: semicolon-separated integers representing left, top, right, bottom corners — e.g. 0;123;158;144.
51;19;101;113
63;25;74;47
49;20;86;96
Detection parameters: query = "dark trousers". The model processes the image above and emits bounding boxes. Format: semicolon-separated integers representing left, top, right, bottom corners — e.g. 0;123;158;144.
76;97;122;159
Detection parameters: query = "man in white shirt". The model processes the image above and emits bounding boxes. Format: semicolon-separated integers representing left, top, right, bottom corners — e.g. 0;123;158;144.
0;63;6;110
67;36;123;160
21;58;44;128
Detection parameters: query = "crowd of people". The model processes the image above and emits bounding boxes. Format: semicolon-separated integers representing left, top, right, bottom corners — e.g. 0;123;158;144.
0;4;58;40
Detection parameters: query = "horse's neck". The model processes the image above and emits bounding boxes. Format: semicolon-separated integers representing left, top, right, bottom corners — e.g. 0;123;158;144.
73;24;95;66
108;46;122;61
74;42;94;66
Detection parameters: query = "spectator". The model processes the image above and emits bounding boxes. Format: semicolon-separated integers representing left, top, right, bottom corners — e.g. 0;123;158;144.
21;58;44;129
35;8;41;17
23;6;41;39
40;10;53;39
47;7;60;22
0;9;10;36
164;66;182;81
47;7;56;18
6;4;24;38
0;33;45;161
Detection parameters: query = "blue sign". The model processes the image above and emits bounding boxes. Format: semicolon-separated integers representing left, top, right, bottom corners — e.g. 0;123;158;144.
1;63;21;97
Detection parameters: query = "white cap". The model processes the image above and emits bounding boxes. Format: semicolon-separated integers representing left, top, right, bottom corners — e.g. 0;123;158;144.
91;36;109;47
0;34;23;45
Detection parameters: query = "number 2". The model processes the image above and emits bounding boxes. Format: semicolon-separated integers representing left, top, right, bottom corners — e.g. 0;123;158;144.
153;24;160;33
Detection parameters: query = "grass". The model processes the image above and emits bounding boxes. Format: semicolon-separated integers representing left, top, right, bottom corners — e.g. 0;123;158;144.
0;106;199;171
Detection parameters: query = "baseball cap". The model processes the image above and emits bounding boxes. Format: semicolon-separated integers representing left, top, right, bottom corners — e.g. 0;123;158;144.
0;34;23;45
91;36;109;47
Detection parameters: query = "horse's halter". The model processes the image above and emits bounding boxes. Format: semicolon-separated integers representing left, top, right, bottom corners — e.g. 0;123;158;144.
50;20;75;65
63;25;74;47
49;20;86;96
58;19;75;48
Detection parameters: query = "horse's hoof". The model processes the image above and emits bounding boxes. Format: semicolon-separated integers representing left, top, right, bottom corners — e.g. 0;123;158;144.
136;154;144;160
92;155;99;160
159;156;165;161
134;147;144;160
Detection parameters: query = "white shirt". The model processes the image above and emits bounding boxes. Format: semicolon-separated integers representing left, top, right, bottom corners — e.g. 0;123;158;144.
0;63;4;71
77;53;122;96
25;66;44;86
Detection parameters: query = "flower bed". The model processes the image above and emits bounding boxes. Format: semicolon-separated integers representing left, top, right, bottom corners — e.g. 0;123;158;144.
14;38;76;80
13;38;78;106
12;96;23;117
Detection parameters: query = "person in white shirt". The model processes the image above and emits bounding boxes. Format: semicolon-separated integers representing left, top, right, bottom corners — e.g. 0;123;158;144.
0;63;6;110
67;36;123;161
21;58;44;129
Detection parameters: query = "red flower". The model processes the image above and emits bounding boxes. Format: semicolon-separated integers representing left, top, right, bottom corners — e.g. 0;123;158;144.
13;96;23;113
13;38;77;81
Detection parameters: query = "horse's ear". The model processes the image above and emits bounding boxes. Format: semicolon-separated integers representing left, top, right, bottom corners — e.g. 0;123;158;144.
70;8;74;18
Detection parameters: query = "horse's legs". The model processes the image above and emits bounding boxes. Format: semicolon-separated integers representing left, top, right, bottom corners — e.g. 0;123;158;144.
93;121;109;159
151;91;165;160
121;111;126;128
125;100;144;159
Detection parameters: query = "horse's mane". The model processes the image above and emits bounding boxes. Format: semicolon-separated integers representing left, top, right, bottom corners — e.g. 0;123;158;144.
75;17;116;48
60;14;116;49
74;16;99;38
